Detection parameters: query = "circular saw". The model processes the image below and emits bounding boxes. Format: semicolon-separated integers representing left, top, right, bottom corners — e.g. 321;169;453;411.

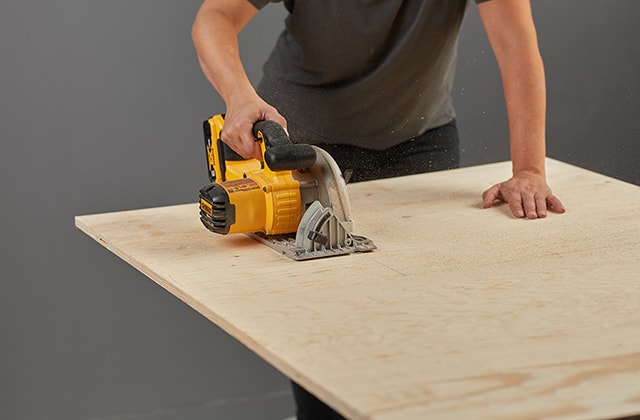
198;114;376;261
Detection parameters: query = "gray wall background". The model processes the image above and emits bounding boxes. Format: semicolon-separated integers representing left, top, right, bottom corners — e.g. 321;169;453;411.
1;1;638;419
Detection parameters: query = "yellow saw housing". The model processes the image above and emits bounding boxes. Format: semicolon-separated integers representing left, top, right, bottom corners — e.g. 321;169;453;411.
199;115;317;235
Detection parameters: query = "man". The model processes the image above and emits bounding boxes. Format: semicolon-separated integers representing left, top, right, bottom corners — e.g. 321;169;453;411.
192;0;566;219
192;0;564;417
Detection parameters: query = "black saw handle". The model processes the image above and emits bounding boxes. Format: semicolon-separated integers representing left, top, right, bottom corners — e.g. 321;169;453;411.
253;120;317;171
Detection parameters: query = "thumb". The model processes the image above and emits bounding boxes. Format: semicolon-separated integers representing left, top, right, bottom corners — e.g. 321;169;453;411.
482;184;501;209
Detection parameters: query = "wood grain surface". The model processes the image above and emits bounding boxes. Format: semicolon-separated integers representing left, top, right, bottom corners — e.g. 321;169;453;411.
75;159;640;419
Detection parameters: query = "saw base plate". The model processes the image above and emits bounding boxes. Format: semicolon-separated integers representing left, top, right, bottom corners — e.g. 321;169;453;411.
247;232;376;261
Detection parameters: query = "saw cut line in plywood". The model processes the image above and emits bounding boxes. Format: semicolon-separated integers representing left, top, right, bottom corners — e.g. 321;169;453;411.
76;159;640;420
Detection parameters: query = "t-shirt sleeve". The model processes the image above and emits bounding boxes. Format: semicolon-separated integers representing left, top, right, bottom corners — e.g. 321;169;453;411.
247;0;281;9
253;0;490;9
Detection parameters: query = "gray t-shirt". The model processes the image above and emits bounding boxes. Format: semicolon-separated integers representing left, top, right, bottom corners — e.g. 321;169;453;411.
248;0;488;150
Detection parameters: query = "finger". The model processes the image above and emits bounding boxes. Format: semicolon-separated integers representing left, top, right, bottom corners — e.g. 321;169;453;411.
239;129;262;160
481;185;500;208
508;194;526;218
523;193;538;219
535;193;548;218
251;140;263;160
222;126;257;160
547;194;566;214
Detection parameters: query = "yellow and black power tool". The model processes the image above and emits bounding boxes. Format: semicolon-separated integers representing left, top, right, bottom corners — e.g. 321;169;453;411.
198;114;376;260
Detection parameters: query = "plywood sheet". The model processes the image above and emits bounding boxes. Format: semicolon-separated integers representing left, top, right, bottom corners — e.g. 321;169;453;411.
75;159;640;419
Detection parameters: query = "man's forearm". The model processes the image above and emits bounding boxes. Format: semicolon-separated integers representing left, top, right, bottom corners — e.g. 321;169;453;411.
478;0;548;177
191;1;257;104
191;0;286;159
498;45;548;177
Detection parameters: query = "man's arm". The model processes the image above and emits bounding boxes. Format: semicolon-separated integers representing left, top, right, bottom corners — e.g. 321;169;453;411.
477;0;565;218
192;0;286;159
